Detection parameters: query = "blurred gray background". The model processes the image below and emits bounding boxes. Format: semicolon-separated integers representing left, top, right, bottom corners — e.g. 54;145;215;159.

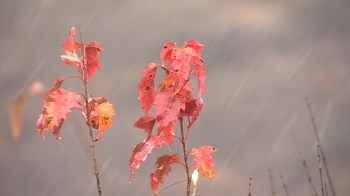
1;0;350;195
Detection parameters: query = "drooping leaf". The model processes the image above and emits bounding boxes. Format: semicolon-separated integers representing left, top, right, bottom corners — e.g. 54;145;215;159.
155;88;186;133
170;48;192;96
161;119;177;147
192;60;206;98
188;97;204;129
184;39;205;57
84;97;116;142
129;135;165;178
137;63;158;113
150;154;181;195
61;27;82;66
189;146;217;180
134;114;157;139
78;42;104;80
37;87;82;139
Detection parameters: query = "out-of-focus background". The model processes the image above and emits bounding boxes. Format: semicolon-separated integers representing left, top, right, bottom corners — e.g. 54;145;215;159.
1;0;349;195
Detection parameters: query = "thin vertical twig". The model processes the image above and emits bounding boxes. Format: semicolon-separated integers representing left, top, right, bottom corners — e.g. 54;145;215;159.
300;152;318;196
305;98;336;196
80;33;102;196
317;145;324;196
179;117;191;196
280;175;290;196
248;177;252;196
268;168;276;196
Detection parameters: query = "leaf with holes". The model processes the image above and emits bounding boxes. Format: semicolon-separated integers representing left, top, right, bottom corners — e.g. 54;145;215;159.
137;63;158;113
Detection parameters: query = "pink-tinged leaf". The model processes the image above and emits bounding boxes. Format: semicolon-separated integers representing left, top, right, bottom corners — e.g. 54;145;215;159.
177;80;194;102
170;48;192;96
188;97;203;129
78;42;104;80
37;87;82;139
155;88;186;133
192;61;206;98
185;40;205;57
150;154;181;195
134;114;157;139
44;78;64;101
189;145;217;180
161;120;177;147
61;27;82;66
179;99;197;117
160;42;176;64
137;63;158;113
129;135;165;178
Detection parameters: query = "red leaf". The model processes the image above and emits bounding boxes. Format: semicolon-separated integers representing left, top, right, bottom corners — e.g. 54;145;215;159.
129;135;165;178
189;146;217;180
170;48;192;96
155;88;186;133
161;120;177;146
37;86;82;139
61;27;82;66
78;42;104;80
150;154;181;195
192;60;206;98
134;114;156;139
184;40;205;57
160;42;176;64
188;97;203;129
137;63;158;113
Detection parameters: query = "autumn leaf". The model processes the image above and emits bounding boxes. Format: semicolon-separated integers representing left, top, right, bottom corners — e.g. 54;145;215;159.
184;39;205;57
10;92;26;148
189;145;217;180
160;42;176;64
137;63;158;113
61;27;82;66
170;47;192;96
129;135;165;179
188;97;204;129
150;154;181;195
134;114;157;140
78;42;104;80
192;60;206;98
155;88;186;133
37;86;82;139
84;97;116;142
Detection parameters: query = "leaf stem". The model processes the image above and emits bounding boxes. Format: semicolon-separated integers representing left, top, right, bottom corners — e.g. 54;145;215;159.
179;117;191;196
80;32;102;196
63;75;83;82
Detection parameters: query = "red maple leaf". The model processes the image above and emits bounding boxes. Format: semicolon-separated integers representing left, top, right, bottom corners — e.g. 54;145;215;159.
134;114;157;140
78;42;104;80
129;135;165;178
61;27;82;66
37;86;82;139
160;42;176;64
150;154;181;195
137;63;158;113
189;146;217;180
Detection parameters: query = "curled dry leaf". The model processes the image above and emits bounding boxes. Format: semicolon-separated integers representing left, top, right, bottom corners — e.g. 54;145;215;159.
189;146;217;180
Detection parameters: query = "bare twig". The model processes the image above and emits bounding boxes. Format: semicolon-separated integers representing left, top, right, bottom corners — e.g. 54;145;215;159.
299;152;318;196
305;98;336;196
317;145;324;196
268;168;276;196
280;175;290;196
80;33;102;196
150;178;187;196
179;117;191;196
248;177;252;196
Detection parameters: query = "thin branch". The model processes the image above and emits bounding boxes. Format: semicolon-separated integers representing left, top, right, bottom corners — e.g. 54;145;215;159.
248;177;252;196
80;32;102;196
317;145;324;196
305;98;336;196
268;168;276;196
299;152;318;196
149;178;187;196
180;117;191;196
280;175;290;196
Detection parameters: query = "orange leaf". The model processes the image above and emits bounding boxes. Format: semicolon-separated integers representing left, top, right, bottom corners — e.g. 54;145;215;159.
189;146;217;180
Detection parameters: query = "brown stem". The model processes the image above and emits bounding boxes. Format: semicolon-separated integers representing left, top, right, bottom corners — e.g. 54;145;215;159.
80;33;102;196
179;117;191;196
305;98;336;196
317;145;324;196
280;175;290;196
268;168;276;196
248;177;252;196
299;152;318;196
